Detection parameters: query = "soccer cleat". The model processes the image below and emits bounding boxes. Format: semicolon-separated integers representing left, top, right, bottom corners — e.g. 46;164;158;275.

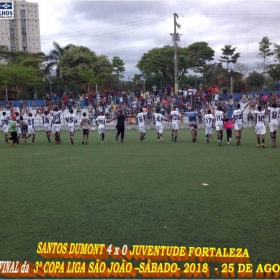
218;140;221;146
143;135;145;140
71;139;73;144
256;144;261;147
140;141;143;143
237;141;240;146
209;134;212;138
227;141;230;145
121;139;123;143
101;141;103;143
48;138;51;143
82;141;84;144
262;144;265;148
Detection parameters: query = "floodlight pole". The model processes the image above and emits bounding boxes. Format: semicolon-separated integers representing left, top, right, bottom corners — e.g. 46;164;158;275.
173;13;179;96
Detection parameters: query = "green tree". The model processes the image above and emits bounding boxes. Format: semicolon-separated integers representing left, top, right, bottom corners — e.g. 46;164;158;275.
0;64;42;98
186;42;215;74
257;36;274;72
248;71;265;91
273;43;280;64
112;56;125;83
137;43;214;85
59;46;113;90
219;45;240;69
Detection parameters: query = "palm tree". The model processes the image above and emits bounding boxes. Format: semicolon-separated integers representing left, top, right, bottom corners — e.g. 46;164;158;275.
44;41;74;77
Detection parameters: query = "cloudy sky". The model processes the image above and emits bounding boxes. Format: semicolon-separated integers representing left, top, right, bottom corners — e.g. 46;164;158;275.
35;0;280;78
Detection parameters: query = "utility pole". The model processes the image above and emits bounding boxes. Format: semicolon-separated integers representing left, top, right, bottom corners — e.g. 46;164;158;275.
171;13;181;95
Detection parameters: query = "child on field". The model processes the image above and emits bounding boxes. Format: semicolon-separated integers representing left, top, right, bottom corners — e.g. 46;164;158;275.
224;118;234;144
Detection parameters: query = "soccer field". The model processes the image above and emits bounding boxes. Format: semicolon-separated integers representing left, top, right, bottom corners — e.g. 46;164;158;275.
0;128;279;277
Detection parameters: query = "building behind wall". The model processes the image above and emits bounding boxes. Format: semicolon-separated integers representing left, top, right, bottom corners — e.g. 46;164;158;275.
0;0;41;52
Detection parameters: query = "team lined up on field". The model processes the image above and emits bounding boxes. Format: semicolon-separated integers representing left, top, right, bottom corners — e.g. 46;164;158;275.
1;96;279;148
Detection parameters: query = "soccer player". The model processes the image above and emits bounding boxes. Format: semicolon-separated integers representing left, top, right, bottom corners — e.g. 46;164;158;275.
153;108;168;143
268;99;279;148
9;115;18;148
95;112;108;143
80;112;90;145
25;111;37;144
169;107;181;142
65;109;77;144
1;112;10;143
37;108;52;143
184;107;202;143
15;112;21;144
253;100;266;148
202;109;214;144
108;110;134;143
51;105;65;144
136;108;147;143
232;100;254;146
215;106;225;146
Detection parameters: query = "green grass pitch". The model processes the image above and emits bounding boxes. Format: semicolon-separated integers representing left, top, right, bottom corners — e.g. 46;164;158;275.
0;128;279;277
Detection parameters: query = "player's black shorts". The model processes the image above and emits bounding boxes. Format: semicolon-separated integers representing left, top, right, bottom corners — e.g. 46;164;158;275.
83;129;89;136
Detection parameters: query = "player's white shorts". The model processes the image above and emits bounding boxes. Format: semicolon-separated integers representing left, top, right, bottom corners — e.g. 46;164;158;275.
3;126;9;134
53;124;61;133
255;124;266;135
43;124;51;132
156;124;163;134
269;122;279;133
17;127;21;134
171;123;179;131
138;125;146;134
205;126;213;135
68;126;75;133
98;126;105;135
234;123;243;131
216;124;223;131
28;127;35;134
51;125;56;135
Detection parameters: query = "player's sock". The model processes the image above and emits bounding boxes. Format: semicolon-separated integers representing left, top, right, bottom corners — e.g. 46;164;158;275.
175;136;177;142
140;136;143;142
102;133;104;141
257;139;260;145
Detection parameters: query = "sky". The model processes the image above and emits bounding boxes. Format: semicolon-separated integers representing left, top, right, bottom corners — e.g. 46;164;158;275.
34;0;280;79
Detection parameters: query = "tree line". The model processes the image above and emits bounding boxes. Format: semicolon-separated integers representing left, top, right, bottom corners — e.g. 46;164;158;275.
0;36;279;100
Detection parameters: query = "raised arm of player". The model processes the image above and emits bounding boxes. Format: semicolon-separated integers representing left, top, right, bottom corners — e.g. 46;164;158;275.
244;98;254;109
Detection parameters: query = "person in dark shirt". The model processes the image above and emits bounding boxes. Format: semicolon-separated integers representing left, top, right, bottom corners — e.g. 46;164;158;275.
108;110;134;142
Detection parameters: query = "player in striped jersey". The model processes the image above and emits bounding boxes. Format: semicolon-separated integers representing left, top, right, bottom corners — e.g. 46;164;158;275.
202;110;214;144
95;112;109;143
66;109;77;144
51;106;65;144
232;100;253;146
1;112;10;143
169;108;181;142
15;112;21;144
37;108;52;143
268;100;279;148
25;111;38;144
253;100;266;148
153;108;168;143
136;108;147;143
215;106;225;146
